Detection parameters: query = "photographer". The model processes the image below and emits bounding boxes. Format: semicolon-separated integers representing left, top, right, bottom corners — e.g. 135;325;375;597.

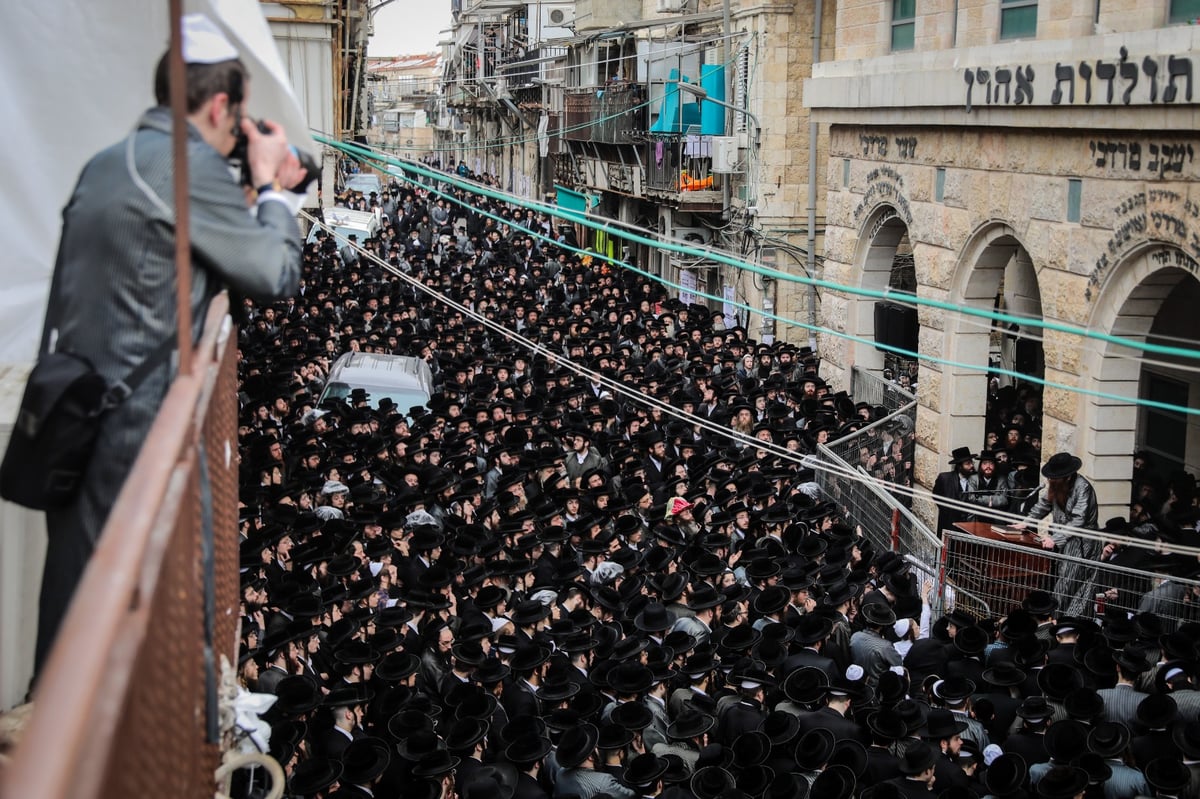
32;14;306;677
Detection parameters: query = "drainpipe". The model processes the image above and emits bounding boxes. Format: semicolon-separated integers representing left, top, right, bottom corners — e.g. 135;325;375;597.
806;0;822;353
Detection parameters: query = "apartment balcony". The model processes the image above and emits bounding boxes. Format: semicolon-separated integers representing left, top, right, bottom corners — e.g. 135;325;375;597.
563;85;646;145
643;135;725;213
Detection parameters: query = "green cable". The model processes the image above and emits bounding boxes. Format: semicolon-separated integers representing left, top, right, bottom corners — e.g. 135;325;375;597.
331;139;1200;419
329;134;1200;367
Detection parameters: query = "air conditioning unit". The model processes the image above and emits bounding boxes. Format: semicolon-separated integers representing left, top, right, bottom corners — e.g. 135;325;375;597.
657;0;687;11
671;226;709;246
710;136;739;173
534;3;575;41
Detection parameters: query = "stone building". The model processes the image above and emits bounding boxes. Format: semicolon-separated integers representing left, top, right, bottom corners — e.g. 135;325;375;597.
437;0;835;343
806;0;1200;519
366;53;440;159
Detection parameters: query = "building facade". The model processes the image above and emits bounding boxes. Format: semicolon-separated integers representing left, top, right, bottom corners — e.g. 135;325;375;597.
807;0;1200;519
366;54;440;161
436;0;833;343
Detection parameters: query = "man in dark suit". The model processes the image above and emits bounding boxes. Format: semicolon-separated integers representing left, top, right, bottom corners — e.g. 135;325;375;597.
932;447;977;535
32;13;306;676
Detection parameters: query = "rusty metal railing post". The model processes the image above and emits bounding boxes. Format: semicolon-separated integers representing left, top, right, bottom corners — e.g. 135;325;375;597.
169;0;193;375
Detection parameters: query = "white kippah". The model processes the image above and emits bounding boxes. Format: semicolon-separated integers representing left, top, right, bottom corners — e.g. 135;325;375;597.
182;13;239;64
845;664;864;682
983;744;1003;766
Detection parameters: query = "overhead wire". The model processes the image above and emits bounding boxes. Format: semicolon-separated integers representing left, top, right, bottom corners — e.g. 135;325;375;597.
329;135;1200;370
301;208;1200;557
320;136;1200;419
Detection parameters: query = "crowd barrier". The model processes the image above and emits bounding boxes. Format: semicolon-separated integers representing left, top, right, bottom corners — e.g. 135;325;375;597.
850;364;915;415
938;528;1200;630
2;296;242;799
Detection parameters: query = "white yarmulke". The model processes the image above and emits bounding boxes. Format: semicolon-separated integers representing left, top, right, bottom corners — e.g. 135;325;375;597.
321;480;348;495
845;664;864;682
893;618;910;639
983;744;1003;766
182;13;239;64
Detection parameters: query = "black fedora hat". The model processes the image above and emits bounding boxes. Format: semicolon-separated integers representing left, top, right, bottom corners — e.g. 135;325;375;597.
623;753;670;789
555;722;600;769
340;736;392;785
289;757;343;797
1171;719;1200;758
1038;663;1084;700
1136;692;1178;730
1015;696;1054;722
1041;453;1083;479
867;709;909;741
687;583;725;611
829;738;868;779
1044;720;1089;762
794;727;836;770
732;730;772;767
898;741;937;775
444;717;490;753
983;753;1028;798
1035;765;1088;799
921;709;967;740
1145;757;1193;795
793;614;834;646
691;766;735;799
982;662;1027;688
759;710;801;746
948;446;976;464
1086;721;1130;759
610;699;654;731
504;733;552;766
412;749;461;778
810;764;855;799
860;602;897;628
783;666;830;705
668;708;716;740
634;601;677;633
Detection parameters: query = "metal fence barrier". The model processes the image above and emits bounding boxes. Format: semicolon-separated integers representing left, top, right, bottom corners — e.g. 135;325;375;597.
939;528;1200;630
850;364;915;415
2;296;240;799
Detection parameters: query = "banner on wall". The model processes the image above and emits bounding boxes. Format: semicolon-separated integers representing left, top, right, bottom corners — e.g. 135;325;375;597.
679;269;697;305
723;284;737;329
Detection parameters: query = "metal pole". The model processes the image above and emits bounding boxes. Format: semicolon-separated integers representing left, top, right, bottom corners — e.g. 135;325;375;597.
169;0;193;375
806;0;822;353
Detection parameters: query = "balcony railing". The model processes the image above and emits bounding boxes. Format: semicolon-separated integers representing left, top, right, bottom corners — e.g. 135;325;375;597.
644;135;723;196
563;85;646;144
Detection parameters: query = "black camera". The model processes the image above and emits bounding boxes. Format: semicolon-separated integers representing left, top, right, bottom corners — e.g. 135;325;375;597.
230;119;319;194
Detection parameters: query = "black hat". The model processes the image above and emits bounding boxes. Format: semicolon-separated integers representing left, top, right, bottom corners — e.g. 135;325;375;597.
686;584;725;611
610;699;654;731
921;709;967;740
859;602;897;628
1035;765;1088;799
1041;453;1083;479
897;741;937;775
948;447;976;465
1172;719;1200;758
289;757;343;797
793;614;834;646
444;717;490;753
1022;590;1059;616
794;727;836;770
691;766;735;799
1015;696;1054;722
1145;758;1193;795
983;754;1028;798
413;749;461;777
810;764;855;799
731;730;772;767
866;709;908;741
634;601;677;632
555;722;599;769
1136;693;1179;730
623;753;670;789
504;733;552;766
1086;721;1131;758
340;736;392;785
1044;720;1089;763
759;710;801;746
783;667;830;705
668;708;716;740
932;677;976;704
1038;663;1084;700
981;662;1027;688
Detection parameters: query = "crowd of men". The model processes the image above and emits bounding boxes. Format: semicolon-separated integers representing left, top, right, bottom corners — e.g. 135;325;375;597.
232;171;1200;799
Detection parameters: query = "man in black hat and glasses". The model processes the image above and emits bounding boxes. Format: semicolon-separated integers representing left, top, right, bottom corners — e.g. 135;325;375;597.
932;447;977;535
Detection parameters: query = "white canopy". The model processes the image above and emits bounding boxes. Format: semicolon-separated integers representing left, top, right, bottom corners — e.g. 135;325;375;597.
0;0;313;364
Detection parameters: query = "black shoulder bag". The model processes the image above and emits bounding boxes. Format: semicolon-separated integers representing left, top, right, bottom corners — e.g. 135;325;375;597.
0;335;176;511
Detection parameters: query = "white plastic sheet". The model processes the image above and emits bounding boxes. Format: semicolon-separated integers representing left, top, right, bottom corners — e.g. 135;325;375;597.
0;0;312;364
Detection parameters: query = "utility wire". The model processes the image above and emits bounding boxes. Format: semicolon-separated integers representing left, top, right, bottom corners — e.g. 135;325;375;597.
322;137;1200;419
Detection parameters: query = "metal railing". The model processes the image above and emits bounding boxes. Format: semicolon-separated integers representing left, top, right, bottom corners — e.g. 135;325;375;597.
563;86;646;144
939;528;1200;630
850;365;915;414
644;136;721;195
2;296;241;799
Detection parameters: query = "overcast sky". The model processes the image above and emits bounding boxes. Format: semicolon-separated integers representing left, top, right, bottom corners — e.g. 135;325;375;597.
370;1;452;56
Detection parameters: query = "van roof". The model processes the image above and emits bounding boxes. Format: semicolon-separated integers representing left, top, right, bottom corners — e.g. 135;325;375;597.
323;208;379;232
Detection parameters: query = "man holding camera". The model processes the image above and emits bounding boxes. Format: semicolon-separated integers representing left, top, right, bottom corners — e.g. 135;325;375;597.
33;14;306;676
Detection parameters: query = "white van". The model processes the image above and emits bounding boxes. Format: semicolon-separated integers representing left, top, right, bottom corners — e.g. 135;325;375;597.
307;208;381;246
318;353;434;411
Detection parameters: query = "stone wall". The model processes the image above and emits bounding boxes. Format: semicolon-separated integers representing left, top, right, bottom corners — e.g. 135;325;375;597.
817;122;1200;520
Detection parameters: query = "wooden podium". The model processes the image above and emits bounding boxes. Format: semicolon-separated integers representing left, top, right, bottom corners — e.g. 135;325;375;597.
948;522;1052;616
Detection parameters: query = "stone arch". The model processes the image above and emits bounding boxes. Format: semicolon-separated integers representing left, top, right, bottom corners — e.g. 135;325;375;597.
1082;242;1200;519
848;203;916;373
940;221;1044;453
